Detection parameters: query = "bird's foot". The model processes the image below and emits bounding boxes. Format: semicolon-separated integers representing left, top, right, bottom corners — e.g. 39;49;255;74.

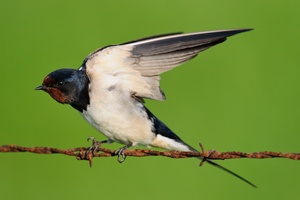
115;144;131;163
86;137;107;157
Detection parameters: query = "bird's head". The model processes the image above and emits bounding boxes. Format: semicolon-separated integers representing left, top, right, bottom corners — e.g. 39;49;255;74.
35;68;88;105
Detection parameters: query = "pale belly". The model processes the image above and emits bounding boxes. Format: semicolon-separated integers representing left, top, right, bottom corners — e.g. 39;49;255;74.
80;101;156;146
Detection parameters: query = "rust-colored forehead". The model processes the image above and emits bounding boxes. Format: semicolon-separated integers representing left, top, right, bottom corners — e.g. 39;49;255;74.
43;76;55;86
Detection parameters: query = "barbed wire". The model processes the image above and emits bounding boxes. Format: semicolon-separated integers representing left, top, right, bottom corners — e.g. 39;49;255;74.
1;144;299;167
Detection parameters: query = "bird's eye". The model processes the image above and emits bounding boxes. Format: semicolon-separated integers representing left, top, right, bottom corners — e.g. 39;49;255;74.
58;81;65;86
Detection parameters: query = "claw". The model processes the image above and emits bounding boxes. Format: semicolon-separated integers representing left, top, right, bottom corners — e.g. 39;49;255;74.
86;137;107;157
87;136;95;142
115;148;126;163
115;144;131;163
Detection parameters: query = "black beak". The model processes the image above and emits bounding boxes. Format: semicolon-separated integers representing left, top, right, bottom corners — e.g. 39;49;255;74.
35;85;46;90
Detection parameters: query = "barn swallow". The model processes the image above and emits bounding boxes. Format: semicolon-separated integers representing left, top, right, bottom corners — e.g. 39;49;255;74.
36;29;255;187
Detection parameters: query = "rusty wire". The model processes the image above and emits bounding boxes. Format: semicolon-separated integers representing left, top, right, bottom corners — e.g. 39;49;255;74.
1;144;299;167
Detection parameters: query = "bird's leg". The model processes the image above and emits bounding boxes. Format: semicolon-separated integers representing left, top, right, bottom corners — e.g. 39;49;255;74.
86;137;109;156
115;143;132;163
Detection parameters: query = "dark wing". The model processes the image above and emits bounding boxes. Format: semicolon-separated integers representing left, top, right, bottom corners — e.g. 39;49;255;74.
126;29;252;76
83;29;252;101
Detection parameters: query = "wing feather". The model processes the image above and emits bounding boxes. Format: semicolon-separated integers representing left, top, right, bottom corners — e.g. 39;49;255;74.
84;29;252;101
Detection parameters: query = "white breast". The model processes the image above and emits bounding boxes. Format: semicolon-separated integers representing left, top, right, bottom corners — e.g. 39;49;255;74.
80;76;155;146
80;45;159;146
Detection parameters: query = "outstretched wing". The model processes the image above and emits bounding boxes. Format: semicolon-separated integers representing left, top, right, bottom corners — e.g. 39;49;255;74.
81;29;252;101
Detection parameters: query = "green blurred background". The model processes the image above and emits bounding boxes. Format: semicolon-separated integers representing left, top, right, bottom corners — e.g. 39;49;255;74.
1;0;299;199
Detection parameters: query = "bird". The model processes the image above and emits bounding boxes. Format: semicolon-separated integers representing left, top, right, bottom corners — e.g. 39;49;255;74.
36;28;255;187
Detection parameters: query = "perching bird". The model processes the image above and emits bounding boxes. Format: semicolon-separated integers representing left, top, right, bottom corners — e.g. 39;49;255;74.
36;28;254;187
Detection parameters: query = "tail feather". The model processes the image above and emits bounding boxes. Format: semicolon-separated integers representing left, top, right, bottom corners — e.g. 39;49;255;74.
179;142;256;187
185;145;256;188
145;106;256;187
205;159;257;188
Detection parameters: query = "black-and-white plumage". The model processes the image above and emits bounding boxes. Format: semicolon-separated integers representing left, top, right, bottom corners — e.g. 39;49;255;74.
36;28;254;187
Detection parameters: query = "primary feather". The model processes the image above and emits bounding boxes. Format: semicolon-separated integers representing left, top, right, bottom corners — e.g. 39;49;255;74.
82;28;251;101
